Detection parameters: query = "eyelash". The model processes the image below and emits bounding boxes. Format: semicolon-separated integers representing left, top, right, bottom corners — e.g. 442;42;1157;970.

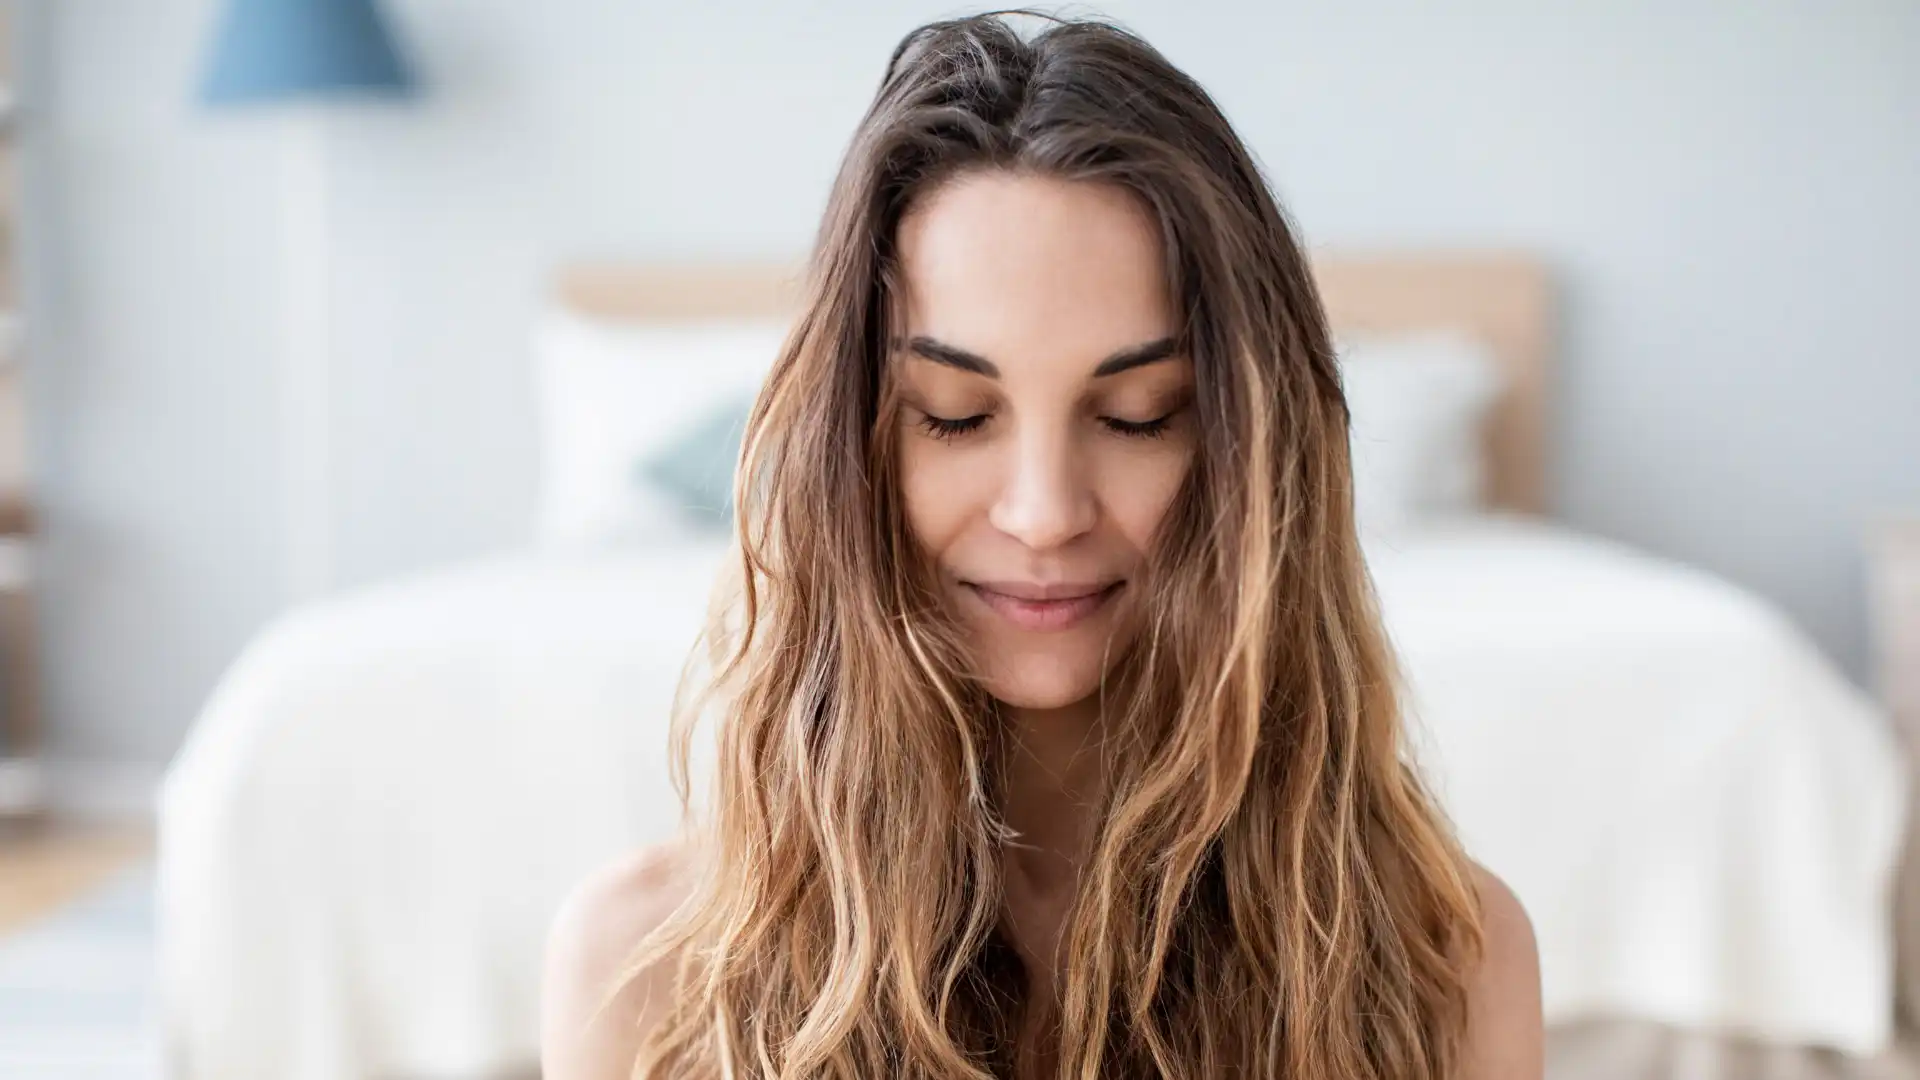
916;411;1176;441
918;414;989;440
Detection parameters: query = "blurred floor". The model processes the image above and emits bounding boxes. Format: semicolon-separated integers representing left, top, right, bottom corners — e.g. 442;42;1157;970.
0;819;152;935
0;855;159;1079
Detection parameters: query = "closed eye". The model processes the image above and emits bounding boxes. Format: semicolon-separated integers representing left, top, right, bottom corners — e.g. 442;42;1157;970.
916;407;1184;441
1102;409;1179;439
919;413;989;440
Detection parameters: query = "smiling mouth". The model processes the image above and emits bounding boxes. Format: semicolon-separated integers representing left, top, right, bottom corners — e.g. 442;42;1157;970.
961;580;1124;632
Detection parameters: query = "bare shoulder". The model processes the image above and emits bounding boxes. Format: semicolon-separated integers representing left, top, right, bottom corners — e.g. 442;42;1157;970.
1461;862;1543;1080
540;842;698;1080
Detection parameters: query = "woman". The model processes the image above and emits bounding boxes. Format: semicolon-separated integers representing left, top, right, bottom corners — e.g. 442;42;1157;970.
543;12;1541;1079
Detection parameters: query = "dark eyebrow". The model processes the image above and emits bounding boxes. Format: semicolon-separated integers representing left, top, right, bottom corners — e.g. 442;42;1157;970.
1091;336;1182;377
899;335;1182;379
903;336;998;377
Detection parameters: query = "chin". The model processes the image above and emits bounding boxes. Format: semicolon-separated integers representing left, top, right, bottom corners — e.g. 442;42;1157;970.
979;644;1110;712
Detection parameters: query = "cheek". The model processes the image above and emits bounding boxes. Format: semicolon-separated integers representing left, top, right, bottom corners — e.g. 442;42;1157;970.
1093;440;1192;553
898;434;980;556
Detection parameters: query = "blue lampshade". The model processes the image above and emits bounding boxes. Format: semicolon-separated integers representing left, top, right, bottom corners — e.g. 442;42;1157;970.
199;0;416;105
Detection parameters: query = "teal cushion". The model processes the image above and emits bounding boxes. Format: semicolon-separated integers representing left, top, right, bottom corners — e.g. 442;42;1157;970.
634;395;753;528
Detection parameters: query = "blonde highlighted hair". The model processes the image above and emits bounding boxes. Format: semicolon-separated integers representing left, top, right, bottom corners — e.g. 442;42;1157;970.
619;12;1483;1078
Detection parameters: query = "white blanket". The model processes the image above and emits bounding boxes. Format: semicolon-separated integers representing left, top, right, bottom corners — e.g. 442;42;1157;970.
157;546;729;1080
1369;516;1905;1054
156;517;1908;1080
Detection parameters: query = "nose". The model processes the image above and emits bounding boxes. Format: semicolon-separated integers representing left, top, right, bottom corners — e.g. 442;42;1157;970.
987;424;1097;551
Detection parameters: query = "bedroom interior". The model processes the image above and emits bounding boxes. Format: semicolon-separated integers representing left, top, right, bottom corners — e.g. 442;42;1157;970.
5;2;1919;1079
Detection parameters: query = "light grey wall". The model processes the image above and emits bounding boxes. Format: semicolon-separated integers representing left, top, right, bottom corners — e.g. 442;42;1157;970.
28;0;1920;766
26;0;288;764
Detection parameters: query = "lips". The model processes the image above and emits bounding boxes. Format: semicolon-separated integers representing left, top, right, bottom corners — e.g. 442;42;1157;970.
962;579;1123;632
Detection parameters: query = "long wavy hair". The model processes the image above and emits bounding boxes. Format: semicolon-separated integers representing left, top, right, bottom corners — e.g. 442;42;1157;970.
618;11;1483;1079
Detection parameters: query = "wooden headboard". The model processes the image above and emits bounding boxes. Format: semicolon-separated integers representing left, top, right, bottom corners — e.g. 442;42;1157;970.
555;253;1552;515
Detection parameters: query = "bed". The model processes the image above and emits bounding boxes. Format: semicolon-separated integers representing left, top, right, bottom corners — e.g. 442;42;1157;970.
154;255;1914;1080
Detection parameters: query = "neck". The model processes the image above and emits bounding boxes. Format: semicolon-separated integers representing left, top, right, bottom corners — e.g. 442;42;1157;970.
999;695;1107;886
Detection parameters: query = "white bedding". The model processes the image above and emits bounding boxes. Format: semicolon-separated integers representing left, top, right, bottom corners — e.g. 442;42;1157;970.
157;545;731;1080
1370;515;1905;1054
156;516;1908;1080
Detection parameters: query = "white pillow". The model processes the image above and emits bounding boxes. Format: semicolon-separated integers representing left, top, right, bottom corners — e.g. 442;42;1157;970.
531;310;787;548
1337;332;1503;537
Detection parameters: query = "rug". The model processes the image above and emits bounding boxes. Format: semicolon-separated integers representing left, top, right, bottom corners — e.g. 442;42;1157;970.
0;861;162;1079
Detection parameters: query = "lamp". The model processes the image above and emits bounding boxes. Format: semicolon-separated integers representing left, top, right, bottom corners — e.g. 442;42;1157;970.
200;0;414;104
196;0;417;603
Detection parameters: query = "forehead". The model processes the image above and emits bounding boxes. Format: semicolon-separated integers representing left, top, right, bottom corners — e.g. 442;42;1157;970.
894;172;1175;369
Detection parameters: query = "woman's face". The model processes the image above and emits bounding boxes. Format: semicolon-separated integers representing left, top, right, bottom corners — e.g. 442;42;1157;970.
893;172;1197;713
